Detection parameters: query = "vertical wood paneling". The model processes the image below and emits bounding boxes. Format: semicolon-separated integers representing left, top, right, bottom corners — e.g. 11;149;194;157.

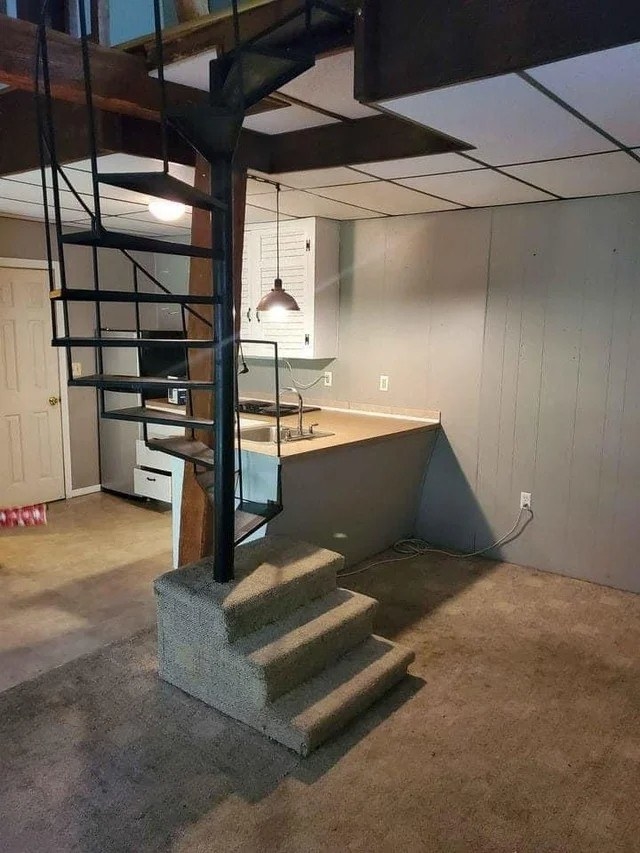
417;193;640;592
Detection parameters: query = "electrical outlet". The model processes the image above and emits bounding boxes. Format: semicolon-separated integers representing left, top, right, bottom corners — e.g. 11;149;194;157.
71;362;82;379
520;492;532;510
379;374;389;392
324;371;333;388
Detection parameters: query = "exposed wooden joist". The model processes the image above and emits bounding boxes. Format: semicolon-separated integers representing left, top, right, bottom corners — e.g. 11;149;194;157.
0;89;118;175
355;0;640;103
0;14;286;116
0;89;202;176
266;113;468;173
0;14;208;120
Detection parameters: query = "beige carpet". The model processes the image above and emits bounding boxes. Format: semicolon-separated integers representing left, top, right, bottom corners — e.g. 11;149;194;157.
1;510;639;852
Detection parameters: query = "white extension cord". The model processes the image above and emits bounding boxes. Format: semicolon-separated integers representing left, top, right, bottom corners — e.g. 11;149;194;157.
337;507;533;578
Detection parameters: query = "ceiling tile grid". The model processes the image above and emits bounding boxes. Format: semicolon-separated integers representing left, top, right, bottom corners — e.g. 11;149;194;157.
354;153;482;179
502;151;640;199
312;181;462;214
277;51;378;120
398;170;554;207
248;189;381;220
528;43;640;148
380;74;612;166
242;105;338;134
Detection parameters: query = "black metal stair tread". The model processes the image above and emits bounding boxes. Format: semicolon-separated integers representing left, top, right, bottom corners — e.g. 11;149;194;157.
70;375;214;391
167;105;244;162
235;501;282;544
49;288;218;305
61;229;222;259
98;171;227;213
246;1;353;54
148;436;215;468
102;406;214;429
221;48;314;109
53;337;212;348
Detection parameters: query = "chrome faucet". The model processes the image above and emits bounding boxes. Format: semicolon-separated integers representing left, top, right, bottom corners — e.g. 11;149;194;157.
283;386;304;436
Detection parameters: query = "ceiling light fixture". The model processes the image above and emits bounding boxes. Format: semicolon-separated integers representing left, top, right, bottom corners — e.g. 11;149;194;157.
148;198;186;222
256;183;300;316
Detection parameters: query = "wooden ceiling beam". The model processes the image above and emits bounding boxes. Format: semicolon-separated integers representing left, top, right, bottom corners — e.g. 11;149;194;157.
264;113;469;173
0;88;277;177
0;14;208;120
355;0;640;103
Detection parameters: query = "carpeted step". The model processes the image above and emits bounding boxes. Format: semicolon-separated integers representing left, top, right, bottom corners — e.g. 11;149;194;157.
155;536;342;642
269;635;415;755
234;588;378;704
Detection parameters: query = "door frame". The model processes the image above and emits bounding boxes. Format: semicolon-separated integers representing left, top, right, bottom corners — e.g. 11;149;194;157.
0;256;75;499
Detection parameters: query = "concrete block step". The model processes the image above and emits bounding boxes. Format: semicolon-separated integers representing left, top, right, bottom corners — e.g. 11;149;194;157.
154;536;342;642
270;635;415;755
235;588;378;703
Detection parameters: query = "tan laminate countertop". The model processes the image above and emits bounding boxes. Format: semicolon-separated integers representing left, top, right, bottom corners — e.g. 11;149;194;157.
241;408;439;460
144;399;439;461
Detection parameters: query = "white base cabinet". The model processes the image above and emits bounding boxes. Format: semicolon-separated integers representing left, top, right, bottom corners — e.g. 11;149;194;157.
240;217;339;360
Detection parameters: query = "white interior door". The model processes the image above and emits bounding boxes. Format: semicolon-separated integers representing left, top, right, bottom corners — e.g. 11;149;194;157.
0;266;65;505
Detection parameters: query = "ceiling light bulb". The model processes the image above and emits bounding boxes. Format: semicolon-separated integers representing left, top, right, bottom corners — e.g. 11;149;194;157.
148;199;186;222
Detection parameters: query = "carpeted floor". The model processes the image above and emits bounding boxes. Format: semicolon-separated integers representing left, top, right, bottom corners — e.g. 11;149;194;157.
1;497;639;853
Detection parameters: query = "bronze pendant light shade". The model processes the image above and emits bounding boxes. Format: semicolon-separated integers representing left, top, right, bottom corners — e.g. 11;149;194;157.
256;183;300;314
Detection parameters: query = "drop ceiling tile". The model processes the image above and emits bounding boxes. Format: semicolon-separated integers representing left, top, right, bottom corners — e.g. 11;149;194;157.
354;153;480;179
245;205;292;224
398;170;552;207
0;198;80;223
502;151;640;199
313;181;461;214
256;166;375;189
250;190;380;220
98;215;191;239
278;51;378;119
2;177;151;218
243;105;339;134
150;49;217;91
529;43;640;147
124;210;191;229
381;74;611;166
247;178;276;196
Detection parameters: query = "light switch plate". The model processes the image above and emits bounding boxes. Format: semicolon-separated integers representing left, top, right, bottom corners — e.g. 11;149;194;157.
379;375;389;392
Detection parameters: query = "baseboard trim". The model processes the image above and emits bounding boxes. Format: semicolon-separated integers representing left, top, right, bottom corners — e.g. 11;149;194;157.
69;485;102;498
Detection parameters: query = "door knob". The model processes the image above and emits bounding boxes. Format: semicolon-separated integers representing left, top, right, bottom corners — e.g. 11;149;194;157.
48;395;60;406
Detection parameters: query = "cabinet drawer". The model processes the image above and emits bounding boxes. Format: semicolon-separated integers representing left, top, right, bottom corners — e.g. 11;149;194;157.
134;467;172;503
135;439;172;472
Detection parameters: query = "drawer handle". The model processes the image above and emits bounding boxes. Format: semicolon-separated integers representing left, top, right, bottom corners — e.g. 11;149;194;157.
146;477;156;482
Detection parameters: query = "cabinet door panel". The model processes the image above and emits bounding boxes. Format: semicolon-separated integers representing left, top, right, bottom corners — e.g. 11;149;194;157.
239;241;254;340
257;264;309;354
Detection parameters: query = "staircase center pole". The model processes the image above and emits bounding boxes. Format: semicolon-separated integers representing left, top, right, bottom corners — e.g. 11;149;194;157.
212;158;236;583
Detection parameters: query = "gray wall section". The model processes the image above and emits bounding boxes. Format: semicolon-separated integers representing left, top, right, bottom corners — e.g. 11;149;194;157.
242;196;640;593
0;216;156;491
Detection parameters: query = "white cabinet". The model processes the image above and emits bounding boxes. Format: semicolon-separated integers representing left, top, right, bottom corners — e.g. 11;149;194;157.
240;217;339;359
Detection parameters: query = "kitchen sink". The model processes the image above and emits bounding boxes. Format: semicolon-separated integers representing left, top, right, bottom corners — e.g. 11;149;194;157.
240;425;334;444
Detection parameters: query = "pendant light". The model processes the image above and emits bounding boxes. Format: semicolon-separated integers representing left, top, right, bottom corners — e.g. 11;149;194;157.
256;183;300;316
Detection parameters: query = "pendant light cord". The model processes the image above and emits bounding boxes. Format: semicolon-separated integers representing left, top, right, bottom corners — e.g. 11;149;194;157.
276;183;280;282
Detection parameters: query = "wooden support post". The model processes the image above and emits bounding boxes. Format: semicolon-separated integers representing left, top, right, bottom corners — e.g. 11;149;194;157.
179;155;215;565
177;159;248;566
